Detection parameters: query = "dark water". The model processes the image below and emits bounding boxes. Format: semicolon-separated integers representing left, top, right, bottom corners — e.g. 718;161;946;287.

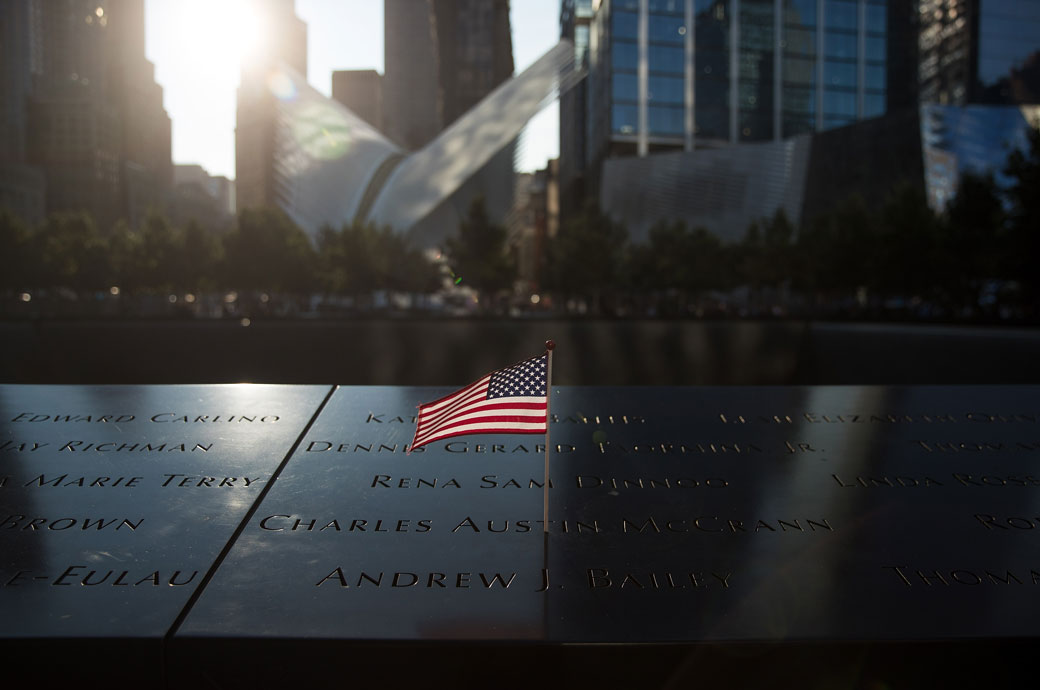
1;319;1037;385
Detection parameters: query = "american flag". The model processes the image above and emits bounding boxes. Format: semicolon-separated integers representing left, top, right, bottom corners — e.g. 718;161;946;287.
410;353;549;451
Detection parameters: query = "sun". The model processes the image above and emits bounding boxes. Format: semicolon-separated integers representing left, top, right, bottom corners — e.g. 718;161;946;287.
166;0;264;80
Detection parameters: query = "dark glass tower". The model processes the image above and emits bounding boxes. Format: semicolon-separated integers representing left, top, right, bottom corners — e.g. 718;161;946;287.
2;0;172;227
918;0;1040;106
383;0;514;151
235;0;308;211
574;0;890;162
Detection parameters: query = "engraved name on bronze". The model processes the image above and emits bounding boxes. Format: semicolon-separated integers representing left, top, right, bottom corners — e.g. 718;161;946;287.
884;565;1040;587
253;515;834;535
974;513;1040;530
843;474;1040;488
912;440;1040;453
0;441;48;452
0;473;265;488
55;441;213;453
721;413;1040;424
259;515;433;532
0;515;143;531
303;439;821;455
586;568;731;590
311;567;732;592
367;475;729;489
315;568;517;589
4;565;198;587
832;474;945;488
9;412;280;423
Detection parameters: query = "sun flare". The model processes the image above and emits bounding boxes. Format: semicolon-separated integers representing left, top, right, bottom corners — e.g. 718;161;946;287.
167;0;264;80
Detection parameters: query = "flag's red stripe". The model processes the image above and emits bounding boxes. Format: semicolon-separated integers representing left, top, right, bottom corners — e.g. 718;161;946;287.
416;395;544;432
411;426;548;449
413;420;548;447
409;399;549;443
418;389;491;430
421;386;488;422
415;400;547;433
419;381;489;426
413;411;548;446
417;412;547;439
420;376;490;414
409;352;551;451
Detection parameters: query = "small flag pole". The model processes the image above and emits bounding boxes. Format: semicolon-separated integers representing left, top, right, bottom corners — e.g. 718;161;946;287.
543;340;555;534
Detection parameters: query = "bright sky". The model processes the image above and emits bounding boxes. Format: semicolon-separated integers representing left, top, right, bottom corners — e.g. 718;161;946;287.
145;0;561;181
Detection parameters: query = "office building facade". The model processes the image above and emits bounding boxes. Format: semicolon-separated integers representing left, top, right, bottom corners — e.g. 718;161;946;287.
559;0;594;212
580;0;888;160
0;0;46;223
332;70;383;130
235;0;307;211
0;0;171;227
918;0;1040;106
383;0;514;150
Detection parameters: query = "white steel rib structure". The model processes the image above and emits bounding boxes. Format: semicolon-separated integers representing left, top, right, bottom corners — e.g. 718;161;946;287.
267;40;579;246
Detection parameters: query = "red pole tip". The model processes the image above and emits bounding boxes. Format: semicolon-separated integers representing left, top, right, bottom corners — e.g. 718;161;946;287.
545;340;555;351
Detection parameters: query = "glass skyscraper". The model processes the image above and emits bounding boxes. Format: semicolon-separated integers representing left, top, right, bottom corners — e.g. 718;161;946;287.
919;0;1040;105
579;0;888;158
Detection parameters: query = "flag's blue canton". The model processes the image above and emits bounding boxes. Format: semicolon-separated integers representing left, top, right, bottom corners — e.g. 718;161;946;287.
487;355;547;399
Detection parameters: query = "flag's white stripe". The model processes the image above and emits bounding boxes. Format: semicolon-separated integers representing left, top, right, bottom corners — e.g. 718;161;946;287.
422;377;490;415
418;386;490;429
419;388;492;429
418;394;547;426
417;395;547;432
414;420;547;447
417;407;547;434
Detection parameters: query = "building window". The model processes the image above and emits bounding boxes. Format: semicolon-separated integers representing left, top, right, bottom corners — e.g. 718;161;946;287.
648;44;686;75
824;31;858;60
650;0;684;15
649;104;685;135
865;63;885;90
823;89;857;116
865;3;886;33
613;40;638;70
612;103;638;134
865;35;886;61
824;0;858;31
784;56;816;85
613;10;638;40
824;59;857;88
649;14;686;44
784;0;816;26
784;27;816;56
648;74;685;104
864;93;885;117
613;72;638;101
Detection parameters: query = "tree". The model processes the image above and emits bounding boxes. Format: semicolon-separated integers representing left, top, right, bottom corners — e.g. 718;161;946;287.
875;183;943;299
1004;123;1040;304
942;171;1005;307
629;220;727;315
0;209;33;290
317;221;439;301
378;228;440;294
223;208;317;293
177;219;224;292
796;195;874;297
136;212;182;291
545;202;628;313
36;212;111;291
106;220;144;292
737;209;796;292
444;196;515;297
